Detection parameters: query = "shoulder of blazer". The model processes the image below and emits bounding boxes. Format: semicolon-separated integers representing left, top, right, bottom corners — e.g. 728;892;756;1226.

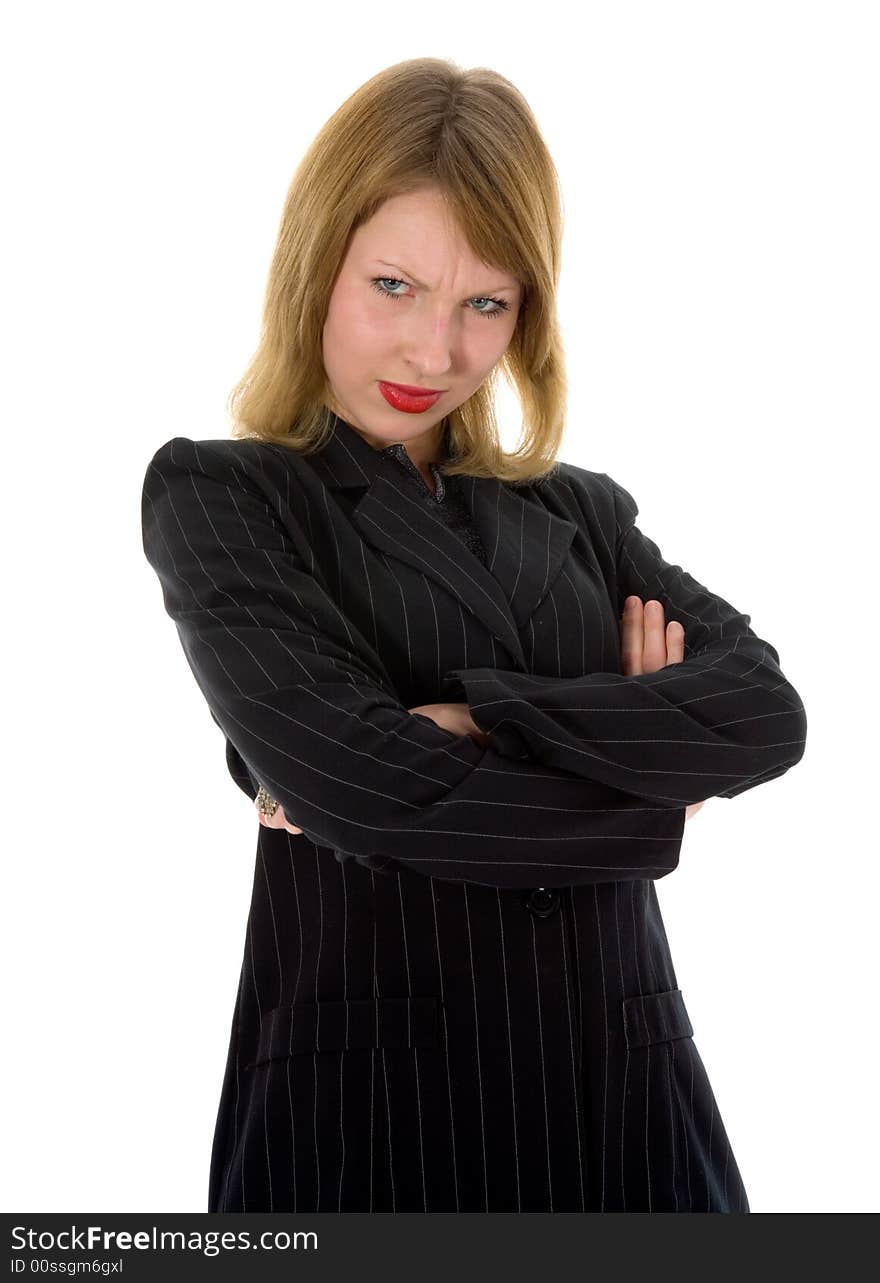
534;459;638;549
146;434;305;480
144;433;318;517
142;434;330;581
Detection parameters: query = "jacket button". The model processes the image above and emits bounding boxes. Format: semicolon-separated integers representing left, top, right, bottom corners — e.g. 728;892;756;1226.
522;887;560;918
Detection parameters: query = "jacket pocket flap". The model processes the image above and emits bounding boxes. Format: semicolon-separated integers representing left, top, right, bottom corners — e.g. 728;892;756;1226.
245;995;442;1067
622;987;693;1049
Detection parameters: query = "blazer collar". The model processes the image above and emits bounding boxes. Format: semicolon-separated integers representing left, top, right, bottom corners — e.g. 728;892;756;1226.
304;411;577;669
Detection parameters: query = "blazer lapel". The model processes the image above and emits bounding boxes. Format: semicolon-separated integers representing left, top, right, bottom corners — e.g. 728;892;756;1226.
304;413;577;669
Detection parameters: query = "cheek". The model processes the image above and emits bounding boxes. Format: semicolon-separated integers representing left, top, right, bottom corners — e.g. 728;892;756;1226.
470;319;516;369
328;293;395;350
324;296;382;366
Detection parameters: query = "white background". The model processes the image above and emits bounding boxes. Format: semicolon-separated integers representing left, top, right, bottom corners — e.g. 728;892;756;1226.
3;0;876;1214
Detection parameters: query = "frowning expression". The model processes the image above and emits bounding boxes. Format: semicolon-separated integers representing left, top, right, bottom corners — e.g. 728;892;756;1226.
322;185;522;459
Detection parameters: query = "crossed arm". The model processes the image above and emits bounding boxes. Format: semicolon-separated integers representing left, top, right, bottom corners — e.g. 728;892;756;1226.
257;596;707;833
144;438;805;886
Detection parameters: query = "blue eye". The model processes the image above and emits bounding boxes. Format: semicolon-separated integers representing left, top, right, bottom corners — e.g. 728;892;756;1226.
371;277;408;298
369;277;510;319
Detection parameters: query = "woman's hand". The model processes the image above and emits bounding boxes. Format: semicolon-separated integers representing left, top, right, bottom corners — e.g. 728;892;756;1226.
259;604;704;831
256;797;304;834
620;595;686;676
407;701;491;748
621;596;705;822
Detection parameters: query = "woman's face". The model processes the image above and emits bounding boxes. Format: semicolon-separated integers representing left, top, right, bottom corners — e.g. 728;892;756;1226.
322;186;522;461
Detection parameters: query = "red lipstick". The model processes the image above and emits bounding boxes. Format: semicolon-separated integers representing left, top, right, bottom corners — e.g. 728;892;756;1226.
378;381;444;414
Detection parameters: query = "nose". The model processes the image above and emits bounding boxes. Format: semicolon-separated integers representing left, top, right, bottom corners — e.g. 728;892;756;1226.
400;306;456;379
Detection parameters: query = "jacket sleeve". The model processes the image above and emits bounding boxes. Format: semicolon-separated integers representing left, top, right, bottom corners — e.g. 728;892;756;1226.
141;436;687;888
440;475;807;806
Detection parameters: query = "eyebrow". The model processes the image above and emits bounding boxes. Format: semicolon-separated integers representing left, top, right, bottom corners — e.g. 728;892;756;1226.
374;260;519;295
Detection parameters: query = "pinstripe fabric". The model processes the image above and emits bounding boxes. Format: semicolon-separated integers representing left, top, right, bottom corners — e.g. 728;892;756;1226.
141;413;806;1213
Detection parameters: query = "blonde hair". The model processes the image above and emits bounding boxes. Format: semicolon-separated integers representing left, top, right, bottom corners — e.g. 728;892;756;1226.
228;57;568;484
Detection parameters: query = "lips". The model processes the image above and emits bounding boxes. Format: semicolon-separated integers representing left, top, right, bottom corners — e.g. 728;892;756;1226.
384;382;445;395
377;381;444;414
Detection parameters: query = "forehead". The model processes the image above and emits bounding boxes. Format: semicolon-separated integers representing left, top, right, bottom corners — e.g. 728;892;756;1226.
352;190;518;286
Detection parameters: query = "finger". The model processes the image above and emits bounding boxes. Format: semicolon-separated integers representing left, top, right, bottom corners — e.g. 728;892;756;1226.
255;797;279;826
620;595;644;675
258;804;288;830
258;806;303;835
642;599;668;673
666;619;686;664
273;804;303;835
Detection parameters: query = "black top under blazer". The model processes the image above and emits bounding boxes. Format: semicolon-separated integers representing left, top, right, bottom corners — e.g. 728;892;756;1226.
140;412;807;1213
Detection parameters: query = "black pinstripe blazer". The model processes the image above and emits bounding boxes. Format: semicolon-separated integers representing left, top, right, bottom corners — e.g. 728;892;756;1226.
140;414;807;1213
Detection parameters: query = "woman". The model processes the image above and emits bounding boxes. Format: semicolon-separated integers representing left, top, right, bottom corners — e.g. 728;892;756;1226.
141;58;806;1213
